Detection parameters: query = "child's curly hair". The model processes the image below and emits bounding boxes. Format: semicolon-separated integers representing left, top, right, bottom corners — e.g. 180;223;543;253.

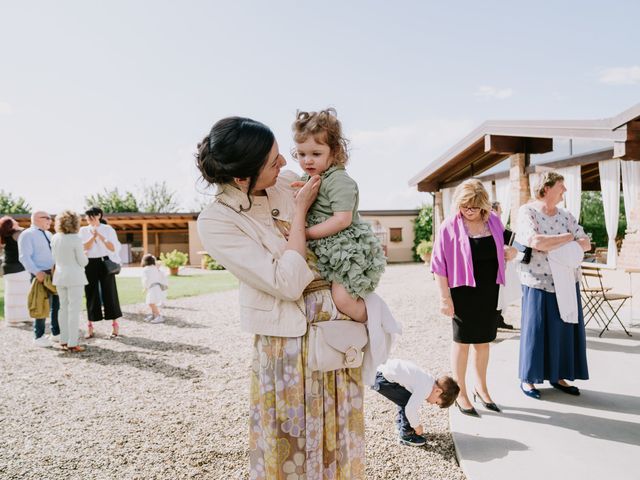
292;108;350;166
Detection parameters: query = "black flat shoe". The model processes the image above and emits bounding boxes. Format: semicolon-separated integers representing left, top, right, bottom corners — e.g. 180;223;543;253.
455;400;480;417
473;390;501;412
551;382;580;396
520;383;541;399
497;321;514;330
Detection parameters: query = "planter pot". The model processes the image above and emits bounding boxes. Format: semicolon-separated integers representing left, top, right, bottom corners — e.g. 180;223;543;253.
420;253;431;263
169;267;180;276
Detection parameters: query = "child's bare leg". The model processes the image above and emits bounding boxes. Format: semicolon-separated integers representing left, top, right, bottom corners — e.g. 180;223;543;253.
150;304;160;317
332;283;367;322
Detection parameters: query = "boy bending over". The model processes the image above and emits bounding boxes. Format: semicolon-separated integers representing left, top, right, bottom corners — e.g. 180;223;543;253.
373;359;459;447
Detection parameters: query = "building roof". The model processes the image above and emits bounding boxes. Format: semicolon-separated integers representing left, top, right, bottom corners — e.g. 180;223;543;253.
409;103;640;192
10;212;199;231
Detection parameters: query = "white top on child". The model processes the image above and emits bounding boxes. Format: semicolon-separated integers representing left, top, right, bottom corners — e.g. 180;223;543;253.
141;265;168;290
378;359;435;429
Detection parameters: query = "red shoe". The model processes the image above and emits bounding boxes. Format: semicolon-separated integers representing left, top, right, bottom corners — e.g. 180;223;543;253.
84;322;94;339
110;320;119;338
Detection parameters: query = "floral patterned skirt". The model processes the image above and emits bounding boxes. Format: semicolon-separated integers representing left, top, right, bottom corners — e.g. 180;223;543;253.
249;288;365;480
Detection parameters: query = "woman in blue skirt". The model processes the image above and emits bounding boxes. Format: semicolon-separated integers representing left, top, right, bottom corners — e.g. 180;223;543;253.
515;171;591;399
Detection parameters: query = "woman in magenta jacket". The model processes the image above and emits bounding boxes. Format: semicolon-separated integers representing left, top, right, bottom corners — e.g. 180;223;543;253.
431;179;516;416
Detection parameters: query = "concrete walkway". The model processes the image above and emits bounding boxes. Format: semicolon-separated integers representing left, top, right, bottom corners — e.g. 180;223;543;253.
450;326;640;480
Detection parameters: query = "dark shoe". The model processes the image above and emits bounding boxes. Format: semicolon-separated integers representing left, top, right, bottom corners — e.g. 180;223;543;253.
473;390;501;412
497;321;514;330
398;432;426;447
520;383;541;399
455;400;480;417
551;382;580;396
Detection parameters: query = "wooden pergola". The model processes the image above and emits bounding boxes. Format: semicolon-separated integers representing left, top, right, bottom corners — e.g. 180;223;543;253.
409;103;640;228
12;212;198;259
104;213;197;256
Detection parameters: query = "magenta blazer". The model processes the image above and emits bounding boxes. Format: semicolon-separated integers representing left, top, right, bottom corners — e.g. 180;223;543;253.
430;211;506;288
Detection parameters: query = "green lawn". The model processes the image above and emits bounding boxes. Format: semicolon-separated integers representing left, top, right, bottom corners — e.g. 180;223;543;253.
0;271;238;320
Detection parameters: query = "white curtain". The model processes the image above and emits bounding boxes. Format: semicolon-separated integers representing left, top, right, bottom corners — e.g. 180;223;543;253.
529;173;540;200
442;187;454;219
481;180;494;201
495;177;511;226
598;159;621;267
621;160;640;226
557;165;582;220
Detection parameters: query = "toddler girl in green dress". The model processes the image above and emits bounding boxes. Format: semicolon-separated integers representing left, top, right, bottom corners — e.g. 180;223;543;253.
292;108;386;322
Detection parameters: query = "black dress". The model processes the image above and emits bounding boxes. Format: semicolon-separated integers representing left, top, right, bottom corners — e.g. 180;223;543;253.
450;235;499;344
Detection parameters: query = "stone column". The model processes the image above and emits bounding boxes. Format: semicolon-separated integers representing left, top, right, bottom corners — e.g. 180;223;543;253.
509;153;530;227
433;191;444;240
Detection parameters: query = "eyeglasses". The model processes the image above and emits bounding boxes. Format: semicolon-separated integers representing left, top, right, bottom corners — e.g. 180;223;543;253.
38;216;52;220
460;206;480;213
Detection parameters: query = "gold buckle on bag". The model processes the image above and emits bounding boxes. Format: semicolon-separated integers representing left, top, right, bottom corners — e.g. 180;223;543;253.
344;346;359;367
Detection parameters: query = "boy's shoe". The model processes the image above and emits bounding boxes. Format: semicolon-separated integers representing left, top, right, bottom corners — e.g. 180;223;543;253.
398;432;427;447
150;316;165;324
50;334;61;343
33;336;53;348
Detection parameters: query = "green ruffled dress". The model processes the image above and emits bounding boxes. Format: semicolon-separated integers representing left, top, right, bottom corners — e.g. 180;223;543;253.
304;166;386;298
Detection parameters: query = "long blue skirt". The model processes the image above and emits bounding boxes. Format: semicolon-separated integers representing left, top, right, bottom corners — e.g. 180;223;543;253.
519;284;589;384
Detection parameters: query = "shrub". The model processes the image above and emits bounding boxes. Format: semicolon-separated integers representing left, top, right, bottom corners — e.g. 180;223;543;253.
412;203;433;262
160;250;189;269
202;253;225;271
416;239;433;259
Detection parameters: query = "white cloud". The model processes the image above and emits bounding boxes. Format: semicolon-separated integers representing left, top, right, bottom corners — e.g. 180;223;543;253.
599;66;640;85
348;118;474;210
0;101;13;114
474;86;513;100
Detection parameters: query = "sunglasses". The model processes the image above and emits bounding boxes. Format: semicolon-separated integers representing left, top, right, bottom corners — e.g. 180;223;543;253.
460;206;480;213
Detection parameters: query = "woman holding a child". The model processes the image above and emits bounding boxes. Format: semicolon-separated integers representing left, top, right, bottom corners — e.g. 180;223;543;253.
196;116;365;479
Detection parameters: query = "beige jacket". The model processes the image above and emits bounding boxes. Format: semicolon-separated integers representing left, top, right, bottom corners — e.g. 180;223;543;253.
197;170;314;337
51;233;89;287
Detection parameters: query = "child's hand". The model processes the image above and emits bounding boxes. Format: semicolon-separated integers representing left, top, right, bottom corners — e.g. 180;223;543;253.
294;175;321;211
414;425;424;436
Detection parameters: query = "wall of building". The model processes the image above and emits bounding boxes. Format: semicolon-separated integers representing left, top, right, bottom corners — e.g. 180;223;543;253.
360;213;418;263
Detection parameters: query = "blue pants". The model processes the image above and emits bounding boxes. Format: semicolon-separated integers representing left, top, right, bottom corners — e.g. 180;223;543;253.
31;273;60;339
372;372;414;436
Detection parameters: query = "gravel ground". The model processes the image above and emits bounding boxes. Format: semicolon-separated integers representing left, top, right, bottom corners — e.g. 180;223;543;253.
0;263;519;479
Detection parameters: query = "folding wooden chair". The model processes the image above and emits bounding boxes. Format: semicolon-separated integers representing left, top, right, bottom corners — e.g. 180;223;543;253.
581;266;632;337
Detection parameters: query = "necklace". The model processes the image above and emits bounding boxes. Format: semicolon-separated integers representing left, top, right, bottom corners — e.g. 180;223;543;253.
463;218;489;238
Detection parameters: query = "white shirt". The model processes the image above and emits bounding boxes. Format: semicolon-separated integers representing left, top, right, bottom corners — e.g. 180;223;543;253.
79;223;121;261
378;359;435;429
141;265;168;290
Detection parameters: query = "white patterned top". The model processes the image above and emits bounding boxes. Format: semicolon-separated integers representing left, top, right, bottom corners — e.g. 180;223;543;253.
515;203;587;293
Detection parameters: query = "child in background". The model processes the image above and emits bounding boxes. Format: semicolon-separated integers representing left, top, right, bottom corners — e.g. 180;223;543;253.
140;254;168;324
373;358;460;447
292;108;386;322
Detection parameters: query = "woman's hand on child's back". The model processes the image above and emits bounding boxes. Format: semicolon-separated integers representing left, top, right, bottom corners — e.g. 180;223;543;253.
293;175;321;212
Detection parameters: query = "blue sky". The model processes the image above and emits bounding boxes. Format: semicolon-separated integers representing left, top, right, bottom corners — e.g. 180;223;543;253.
1;0;639;213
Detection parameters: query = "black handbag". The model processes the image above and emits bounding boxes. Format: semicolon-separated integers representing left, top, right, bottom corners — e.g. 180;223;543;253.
103;258;121;275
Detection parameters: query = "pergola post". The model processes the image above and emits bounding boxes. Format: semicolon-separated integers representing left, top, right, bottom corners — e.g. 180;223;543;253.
509;153;530;227
142;222;149;255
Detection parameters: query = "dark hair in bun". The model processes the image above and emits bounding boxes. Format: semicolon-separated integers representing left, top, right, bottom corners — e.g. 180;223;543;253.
196;117;275;202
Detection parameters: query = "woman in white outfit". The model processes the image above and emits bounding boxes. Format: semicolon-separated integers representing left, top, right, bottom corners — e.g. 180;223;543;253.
140;253;168;323
1;216;31;325
51;210;89;352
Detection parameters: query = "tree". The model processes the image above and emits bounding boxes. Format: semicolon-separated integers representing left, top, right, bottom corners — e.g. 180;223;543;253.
84;188;139;213
139;181;180;213
580;191;626;247
0;190;31;214
412;203;433;261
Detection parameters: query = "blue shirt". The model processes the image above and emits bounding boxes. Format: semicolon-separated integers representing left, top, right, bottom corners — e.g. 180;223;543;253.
18;226;54;275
